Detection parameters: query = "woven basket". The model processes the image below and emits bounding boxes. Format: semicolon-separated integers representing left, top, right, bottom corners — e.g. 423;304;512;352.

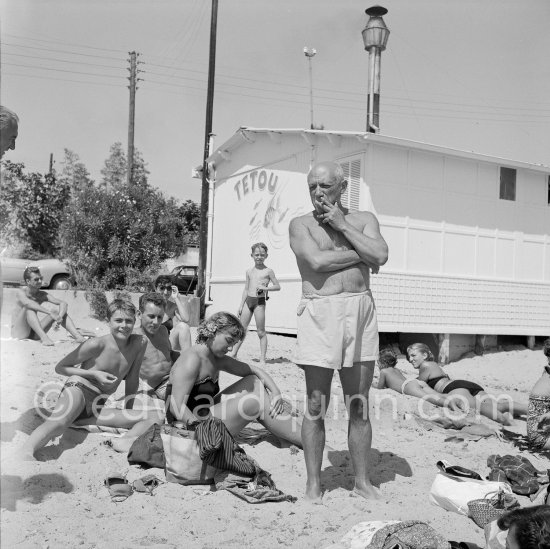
467;490;519;528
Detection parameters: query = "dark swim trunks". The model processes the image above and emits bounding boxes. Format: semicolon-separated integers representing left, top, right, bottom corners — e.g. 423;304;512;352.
60;379;107;420
442;379;485;397
245;296;266;312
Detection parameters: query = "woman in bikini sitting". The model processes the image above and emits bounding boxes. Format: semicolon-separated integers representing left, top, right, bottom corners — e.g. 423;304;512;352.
407;343;527;425
526;339;550;451
111;311;302;452
376;348;462;410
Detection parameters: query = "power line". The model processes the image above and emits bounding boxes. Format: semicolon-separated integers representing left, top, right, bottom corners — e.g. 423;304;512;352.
3;71;123;89
3;32;128;54
3;62;126;80
1;41;126;62
3;52;125;71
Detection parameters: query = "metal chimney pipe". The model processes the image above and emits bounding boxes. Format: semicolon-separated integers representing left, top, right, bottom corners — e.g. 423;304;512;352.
362;6;390;133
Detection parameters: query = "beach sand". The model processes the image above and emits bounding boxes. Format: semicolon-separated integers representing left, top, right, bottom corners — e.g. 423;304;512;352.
1;291;548;548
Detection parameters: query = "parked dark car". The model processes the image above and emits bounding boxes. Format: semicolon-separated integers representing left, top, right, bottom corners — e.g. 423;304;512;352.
169;265;198;295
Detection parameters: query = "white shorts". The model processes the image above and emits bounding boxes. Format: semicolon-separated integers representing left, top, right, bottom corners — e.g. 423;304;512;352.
293;290;379;370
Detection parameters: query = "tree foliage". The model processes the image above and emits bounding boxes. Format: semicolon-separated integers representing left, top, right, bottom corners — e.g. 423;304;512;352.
0;161;70;256
58;143;197;290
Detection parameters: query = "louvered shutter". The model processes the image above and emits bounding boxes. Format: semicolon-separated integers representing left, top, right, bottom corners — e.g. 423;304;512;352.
338;158;361;211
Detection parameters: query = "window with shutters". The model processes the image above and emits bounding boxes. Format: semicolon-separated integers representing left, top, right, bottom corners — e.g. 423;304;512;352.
338;157;362;211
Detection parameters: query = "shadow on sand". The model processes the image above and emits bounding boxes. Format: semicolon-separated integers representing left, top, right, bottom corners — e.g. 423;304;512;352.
321;448;413;493
1;473;74;511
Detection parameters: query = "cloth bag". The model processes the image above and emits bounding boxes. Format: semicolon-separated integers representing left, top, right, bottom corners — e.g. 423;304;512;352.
160;423;217;485
127;422;165;469
429;464;512;516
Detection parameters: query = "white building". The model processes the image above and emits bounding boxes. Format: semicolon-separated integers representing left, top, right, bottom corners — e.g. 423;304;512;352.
203;128;550;359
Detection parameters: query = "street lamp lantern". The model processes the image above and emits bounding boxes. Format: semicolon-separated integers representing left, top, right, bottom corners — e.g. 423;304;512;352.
304;47;317;129
362;5;390;133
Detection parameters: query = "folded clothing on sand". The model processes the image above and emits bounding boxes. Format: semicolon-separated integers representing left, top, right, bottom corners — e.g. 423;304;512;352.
487;454;548;495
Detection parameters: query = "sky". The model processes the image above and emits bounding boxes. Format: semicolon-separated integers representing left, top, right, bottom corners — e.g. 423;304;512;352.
1;0;549;204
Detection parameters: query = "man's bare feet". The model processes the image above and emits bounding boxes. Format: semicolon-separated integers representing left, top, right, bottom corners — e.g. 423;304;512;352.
41;337;55;346
304;482;323;504
353;480;381;500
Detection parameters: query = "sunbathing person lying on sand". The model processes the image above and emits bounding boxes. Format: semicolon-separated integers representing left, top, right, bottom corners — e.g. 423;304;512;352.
526;338;550;451
20;299;162;460
376;348;462;410
109;311;303;453
408;342;527;426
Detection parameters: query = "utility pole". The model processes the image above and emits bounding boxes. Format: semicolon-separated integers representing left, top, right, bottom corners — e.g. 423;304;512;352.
127;51;140;185
197;0;218;320
48;153;53;175
303;47;316;129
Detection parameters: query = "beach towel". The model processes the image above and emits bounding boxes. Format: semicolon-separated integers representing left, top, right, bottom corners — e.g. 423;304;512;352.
487;454;548;495
414;414;498;442
214;470;297;504
324;521;401;549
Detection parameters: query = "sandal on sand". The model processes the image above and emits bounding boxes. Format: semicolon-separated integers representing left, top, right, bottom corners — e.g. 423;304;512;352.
104;473;133;502
133;474;163;496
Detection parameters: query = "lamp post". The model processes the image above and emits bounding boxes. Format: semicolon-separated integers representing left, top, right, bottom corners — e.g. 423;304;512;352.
362;6;390;133
303;47;316;130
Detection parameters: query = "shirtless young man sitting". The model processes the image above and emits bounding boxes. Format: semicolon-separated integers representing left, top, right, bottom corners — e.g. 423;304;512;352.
289;161;388;502
11;266;86;346
136;292;180;401
20;299;161;460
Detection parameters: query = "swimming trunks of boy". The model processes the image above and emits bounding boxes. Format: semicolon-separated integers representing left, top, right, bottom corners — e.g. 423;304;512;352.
245;296;266;312
165;376;220;423
151;378;169;400
293;290;379;369
527;394;550;450
400;377;417;395
441;379;484;397
60;376;108;420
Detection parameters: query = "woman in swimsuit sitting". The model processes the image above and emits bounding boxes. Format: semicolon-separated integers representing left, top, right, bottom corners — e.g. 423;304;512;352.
526;339;550;451
375;348;462;410
111;311;302;452
407;342;527;426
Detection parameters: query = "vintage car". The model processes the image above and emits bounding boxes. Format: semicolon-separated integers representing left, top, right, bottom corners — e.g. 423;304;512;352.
0;257;73;289
169;265;198;295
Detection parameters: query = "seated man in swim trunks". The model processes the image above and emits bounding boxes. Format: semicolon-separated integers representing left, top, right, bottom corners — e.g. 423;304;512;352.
11;266;87;346
376;348;462;410
230;242;281;365
20;299;162;460
408;342;527;426
527;339;550;451
154;275;191;352
136;292;179;401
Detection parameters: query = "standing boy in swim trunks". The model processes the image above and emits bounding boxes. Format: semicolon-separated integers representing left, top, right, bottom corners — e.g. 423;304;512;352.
289;161;388;502
20;299;160;460
154;275;192;352
230;242;281;365
11;266;86;346
136;292;179;401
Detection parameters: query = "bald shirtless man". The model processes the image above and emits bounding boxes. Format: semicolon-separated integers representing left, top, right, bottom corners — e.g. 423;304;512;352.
289;161;388;502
